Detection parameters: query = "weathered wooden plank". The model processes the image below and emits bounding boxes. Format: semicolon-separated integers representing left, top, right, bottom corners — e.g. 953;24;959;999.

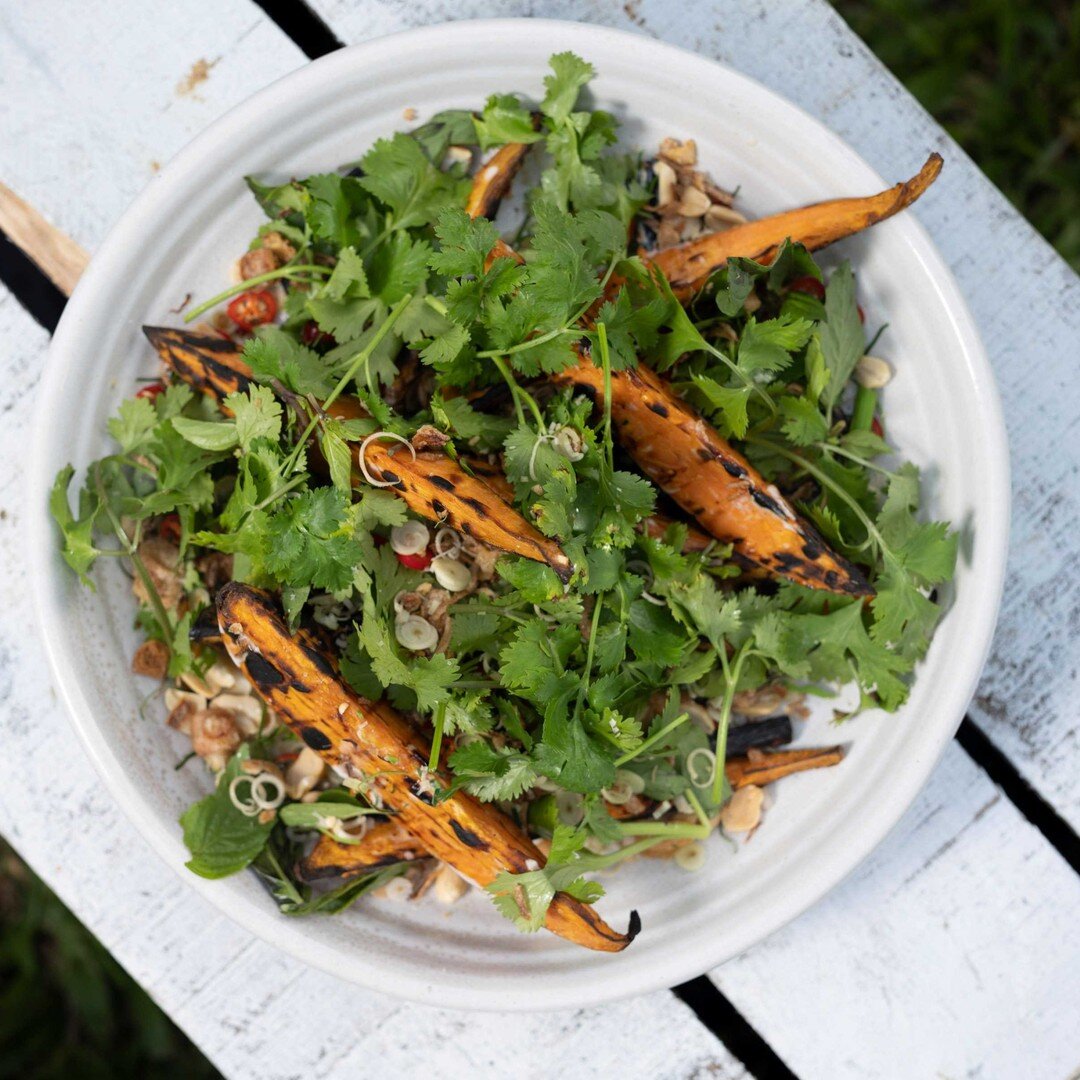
308;0;1080;829
0;0;304;252
710;744;1080;1079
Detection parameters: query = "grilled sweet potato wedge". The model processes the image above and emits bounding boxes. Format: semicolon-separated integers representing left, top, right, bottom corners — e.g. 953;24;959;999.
649;154;943;300
465;136;537;220
217;583;638;951
297;820;425;884
725;745;844;788
142;326;570;581
552;351;872;596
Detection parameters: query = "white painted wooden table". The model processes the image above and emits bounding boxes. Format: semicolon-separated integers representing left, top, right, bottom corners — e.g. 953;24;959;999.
2;2;1078;1078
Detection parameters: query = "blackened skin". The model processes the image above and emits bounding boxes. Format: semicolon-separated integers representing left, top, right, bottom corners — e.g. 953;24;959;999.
299;642;335;677
188;606;222;643
648;401;670;417
246;652;285;686
450;819;490;850
727;715;793;756
429;474;456;492
300;725;332;751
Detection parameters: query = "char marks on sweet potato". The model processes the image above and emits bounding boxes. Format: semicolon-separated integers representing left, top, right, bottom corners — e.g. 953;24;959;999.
142;326;570;580
216;583;637;952
296;820;424;883
552;352;873;596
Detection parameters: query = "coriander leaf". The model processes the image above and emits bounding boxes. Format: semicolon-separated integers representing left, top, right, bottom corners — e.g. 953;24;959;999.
243;328;337;399
321;246;369;301
474;93;542;150
319;423;353;494
496;557;564;603
738;313;814;377
171;416;239;452
448;741;539;801
779;394;829;447
225;385;283;451
541;53;595;125
358;611;459;712
359;133;464;231
690;376;752;439
49;466;104;585
108;397;157;453
262;488;364;592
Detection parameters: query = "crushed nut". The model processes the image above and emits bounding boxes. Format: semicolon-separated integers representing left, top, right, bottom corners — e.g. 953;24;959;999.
164;689;205;735
131;639;169;679
432;864;470;905
659;137;697;166
261;230;297;264
720;784;765;833
190;707;241;771
855;354;893;390
238;246;279;280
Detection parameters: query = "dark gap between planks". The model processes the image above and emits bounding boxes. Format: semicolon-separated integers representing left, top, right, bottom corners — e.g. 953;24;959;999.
956;718;1080;875
674;976;799;1078
0;228;65;332
250;0;344;58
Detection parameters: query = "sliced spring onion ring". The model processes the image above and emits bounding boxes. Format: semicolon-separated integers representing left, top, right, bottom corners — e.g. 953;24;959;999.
357;431;417;488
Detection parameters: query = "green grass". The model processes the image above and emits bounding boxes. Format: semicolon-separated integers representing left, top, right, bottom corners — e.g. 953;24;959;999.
834;0;1080;269
0;8;1075;1073
0;841;219;1080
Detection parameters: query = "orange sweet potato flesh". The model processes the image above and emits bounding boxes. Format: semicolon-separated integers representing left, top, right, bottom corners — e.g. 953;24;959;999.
725;746;844;788
465;138;537;220
648;153;943;300
142;326;571;581
217;583;638;952
297;820;425;884
552;350;873;596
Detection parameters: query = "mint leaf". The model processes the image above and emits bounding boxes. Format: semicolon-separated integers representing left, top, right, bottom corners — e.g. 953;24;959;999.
180;747;274;879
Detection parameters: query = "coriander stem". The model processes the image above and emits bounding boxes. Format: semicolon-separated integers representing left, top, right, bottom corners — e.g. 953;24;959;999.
711;643;754;804
684;787;712;829
573;595;605;720
490;354;545;430
183;265;330;323
819;442;896;476
596;322;615;474
747;436;887;556
613;820;711;839
428;700;447;773
615;712;689;766
582;836;665;867
424;295;449;317
283;293;413;476
850;385;877;433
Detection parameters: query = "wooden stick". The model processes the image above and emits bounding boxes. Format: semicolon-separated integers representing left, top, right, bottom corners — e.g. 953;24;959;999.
0;182;88;296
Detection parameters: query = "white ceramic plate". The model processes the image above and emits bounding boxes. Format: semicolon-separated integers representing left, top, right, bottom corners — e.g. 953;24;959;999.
30;19;1008;1009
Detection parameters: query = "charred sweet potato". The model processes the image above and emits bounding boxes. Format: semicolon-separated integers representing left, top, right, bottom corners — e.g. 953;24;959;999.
725;745;844;788
142;326;570;581
465;132;538;220
217;583;638;952
649;154;943;300
552;351;872;596
297;820;425;884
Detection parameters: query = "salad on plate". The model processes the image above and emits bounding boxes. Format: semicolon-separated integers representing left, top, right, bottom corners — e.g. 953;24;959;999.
50;53;955;951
